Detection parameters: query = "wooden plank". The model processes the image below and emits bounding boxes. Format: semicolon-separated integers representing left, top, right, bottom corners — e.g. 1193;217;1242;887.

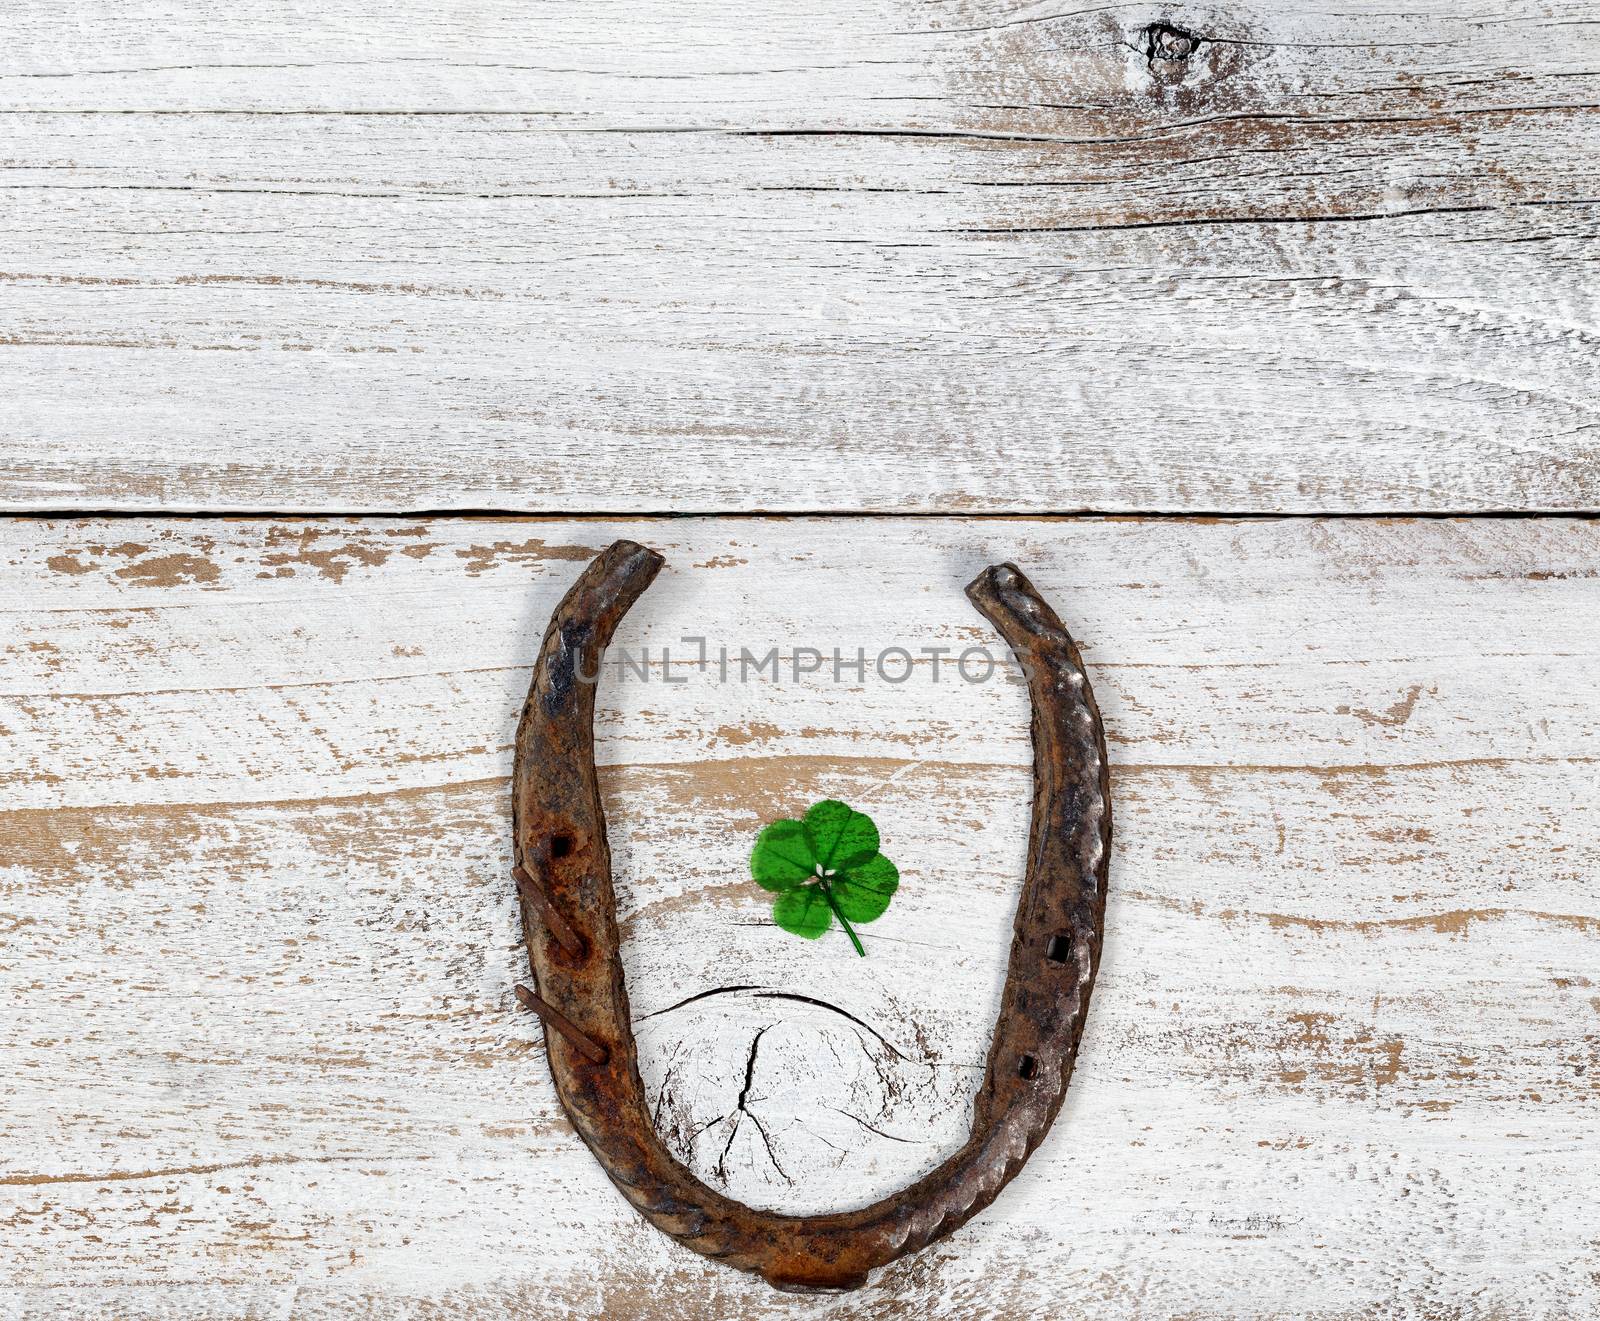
2;515;1597;1318
1;1;1597;513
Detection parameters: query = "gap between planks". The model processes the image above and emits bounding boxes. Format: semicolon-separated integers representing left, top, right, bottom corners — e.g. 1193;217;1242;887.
9;509;1600;521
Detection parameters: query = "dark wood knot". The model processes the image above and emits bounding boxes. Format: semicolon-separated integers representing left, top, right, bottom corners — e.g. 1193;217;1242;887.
1145;21;1203;67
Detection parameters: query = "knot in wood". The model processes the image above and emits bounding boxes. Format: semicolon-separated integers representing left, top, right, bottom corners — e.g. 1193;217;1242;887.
1145;22;1203;66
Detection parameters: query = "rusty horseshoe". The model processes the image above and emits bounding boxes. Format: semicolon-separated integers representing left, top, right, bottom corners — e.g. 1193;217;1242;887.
511;540;1111;1292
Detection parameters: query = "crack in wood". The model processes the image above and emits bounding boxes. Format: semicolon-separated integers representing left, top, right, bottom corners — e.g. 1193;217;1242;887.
710;1024;790;1185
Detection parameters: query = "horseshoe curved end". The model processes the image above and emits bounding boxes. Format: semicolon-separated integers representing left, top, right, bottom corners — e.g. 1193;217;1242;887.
512;541;1111;1291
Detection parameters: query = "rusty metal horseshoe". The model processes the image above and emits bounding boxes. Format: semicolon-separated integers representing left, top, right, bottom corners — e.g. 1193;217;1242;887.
511;540;1111;1293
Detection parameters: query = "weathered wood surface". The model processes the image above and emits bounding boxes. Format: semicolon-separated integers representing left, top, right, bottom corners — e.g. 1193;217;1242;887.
2;515;1597;1318
3;0;1598;513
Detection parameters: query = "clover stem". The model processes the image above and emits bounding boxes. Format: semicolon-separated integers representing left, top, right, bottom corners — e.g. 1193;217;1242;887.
819;882;866;958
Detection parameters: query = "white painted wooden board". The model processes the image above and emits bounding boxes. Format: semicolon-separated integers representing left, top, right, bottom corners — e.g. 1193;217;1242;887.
2;0;1598;512
2;515;1597;1319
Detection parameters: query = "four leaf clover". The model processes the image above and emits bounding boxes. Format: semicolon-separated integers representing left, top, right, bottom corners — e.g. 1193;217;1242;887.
749;800;900;957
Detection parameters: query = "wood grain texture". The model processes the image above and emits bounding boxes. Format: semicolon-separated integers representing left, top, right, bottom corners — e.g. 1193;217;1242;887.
2;0;1598;513
2;515;1597;1318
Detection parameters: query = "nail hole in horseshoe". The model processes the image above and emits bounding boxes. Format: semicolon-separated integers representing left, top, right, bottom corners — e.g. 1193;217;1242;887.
549;835;575;860
1018;1055;1039;1080
1045;933;1072;963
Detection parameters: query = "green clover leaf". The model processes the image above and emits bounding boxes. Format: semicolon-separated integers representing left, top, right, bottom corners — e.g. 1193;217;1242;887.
750;799;900;957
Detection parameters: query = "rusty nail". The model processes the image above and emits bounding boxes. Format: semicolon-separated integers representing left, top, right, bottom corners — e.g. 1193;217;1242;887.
512;862;585;958
515;983;609;1065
